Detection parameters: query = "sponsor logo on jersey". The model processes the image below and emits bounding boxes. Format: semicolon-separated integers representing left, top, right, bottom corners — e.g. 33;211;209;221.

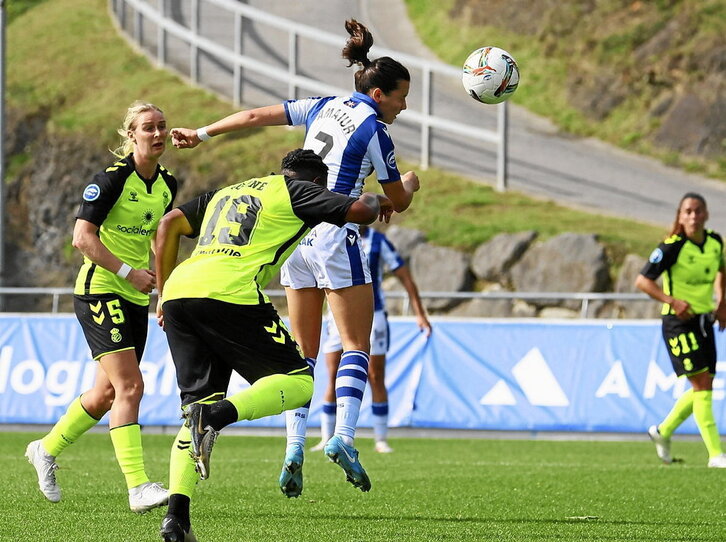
343;99;359;108
648;248;663;263
386;151;397;169
116;224;153;236
163;191;170;206
142;210;155;225
83;184;101;202
128;190;139;202
347;233;357;246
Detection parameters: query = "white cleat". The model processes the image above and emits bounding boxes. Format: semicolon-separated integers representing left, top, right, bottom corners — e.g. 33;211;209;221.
309;440;326;452
374;440;394;454
707;453;726;468
129;481;169;513
25;440;61;503
647;425;672;464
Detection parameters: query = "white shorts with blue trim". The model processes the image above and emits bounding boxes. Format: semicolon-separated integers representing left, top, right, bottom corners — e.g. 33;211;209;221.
323;308;388;356
280;222;371;290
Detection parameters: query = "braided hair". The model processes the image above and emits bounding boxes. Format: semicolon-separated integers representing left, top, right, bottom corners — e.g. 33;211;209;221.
280;148;328;185
342;19;409;95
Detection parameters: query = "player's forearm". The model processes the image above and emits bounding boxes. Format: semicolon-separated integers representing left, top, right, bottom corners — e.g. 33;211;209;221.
635;274;673;305
205;105;287;136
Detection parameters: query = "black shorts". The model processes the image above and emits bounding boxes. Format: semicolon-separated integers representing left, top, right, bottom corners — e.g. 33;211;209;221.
74;294;148;361
662;314;717;376
162;298;311;406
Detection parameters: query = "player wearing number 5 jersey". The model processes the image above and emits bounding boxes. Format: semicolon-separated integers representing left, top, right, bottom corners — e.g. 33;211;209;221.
170;19;420;496
25;102;176;512
636;192;726;468
154;149;392;542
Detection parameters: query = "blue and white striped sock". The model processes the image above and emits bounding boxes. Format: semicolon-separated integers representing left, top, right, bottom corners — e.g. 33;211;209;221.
334;350;369;445
285;357;316;448
372;401;389;442
320;402;337;443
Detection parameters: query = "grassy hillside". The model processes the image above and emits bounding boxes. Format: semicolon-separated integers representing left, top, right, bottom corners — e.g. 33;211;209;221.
6;0;669;282
404;0;725;179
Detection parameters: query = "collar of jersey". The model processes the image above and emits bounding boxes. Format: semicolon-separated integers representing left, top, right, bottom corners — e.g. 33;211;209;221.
352;92;381;117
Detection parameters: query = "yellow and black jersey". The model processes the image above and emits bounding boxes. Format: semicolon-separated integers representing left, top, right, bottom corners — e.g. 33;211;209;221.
162;174;355;306
640;230;724;315
74;155;178;305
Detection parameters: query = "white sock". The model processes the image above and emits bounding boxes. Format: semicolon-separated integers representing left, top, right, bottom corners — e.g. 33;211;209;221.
320;402;336;442
372;402;388;442
285;404;309;448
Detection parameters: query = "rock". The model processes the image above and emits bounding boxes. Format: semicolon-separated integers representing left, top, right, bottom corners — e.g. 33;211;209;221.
382;225;426;263
409;243;473;311
471;230;537;283
509;233;611;309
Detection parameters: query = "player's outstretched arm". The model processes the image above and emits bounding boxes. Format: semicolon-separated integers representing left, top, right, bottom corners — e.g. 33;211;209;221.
393;265;432;337
171;104;288;149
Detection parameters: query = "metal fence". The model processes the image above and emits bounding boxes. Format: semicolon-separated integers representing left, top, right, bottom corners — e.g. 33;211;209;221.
108;0;512;190
0;287;651;319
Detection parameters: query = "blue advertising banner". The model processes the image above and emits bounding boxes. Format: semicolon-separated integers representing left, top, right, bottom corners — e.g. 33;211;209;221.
0;315;724;434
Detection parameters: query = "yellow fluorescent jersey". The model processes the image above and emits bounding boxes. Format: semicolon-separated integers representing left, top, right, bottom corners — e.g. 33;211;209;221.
74;155;177;305
640;230;725;315
163;174;355;305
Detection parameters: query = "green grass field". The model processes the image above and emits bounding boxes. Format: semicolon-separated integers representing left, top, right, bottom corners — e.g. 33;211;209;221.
2;431;724;541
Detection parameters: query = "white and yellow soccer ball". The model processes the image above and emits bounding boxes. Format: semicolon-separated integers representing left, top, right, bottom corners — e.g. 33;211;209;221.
462;46;520;104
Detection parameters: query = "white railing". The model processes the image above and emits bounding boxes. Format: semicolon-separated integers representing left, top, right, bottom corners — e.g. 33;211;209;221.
108;0;511;190
0;287;650;318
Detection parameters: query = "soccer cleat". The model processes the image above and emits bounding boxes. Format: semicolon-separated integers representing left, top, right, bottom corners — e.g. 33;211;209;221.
129;481;169;513
707;453;726;468
160;515;198;542
183;403;219;480
374;440;394;454
279;443;304;498
309;440;326;452
324;435;371;492
647;425;672;464
25;440;61;503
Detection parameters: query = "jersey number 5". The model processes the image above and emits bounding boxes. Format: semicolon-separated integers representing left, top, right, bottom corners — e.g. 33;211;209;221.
199;194;263;247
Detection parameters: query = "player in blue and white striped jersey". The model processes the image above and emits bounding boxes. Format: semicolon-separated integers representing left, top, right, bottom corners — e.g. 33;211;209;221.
316;226;431;454
171;19;420;496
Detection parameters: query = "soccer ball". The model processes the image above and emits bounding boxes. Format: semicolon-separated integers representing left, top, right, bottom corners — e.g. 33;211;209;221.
462;47;520;104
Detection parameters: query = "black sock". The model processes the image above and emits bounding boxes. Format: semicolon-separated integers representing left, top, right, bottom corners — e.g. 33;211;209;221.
208;399;238;431
167;494;191;531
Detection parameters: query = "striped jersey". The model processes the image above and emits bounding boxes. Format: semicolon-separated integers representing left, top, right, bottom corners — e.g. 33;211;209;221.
362;227;405;311
640;230;725;315
284;92;402;198
162;174;355;306
74;155;177;305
